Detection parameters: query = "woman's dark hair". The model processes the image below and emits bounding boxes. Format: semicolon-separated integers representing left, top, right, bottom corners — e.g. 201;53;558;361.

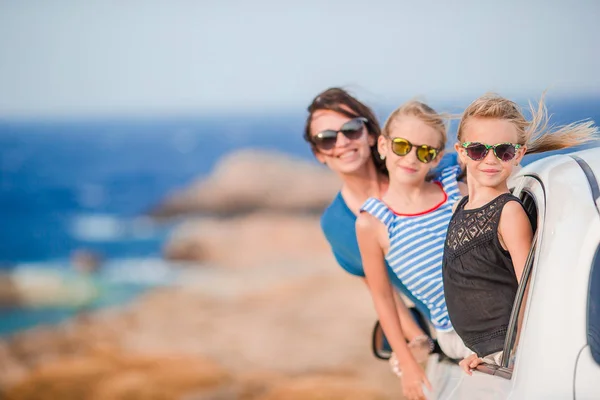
304;87;387;175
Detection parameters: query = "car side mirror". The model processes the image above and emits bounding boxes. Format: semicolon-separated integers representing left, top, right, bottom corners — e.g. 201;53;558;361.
371;320;392;360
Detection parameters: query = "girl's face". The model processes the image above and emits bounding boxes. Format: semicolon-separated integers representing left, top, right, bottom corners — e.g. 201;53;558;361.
456;117;526;189
309;109;375;175
378;115;443;186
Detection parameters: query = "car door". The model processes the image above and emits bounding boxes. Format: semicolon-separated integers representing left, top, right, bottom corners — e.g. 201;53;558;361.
574;213;600;399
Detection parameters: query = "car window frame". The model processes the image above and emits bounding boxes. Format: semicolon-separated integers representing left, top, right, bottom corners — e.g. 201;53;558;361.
475;176;545;380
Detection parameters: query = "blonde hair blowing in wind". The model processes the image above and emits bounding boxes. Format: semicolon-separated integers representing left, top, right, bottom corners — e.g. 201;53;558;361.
457;93;598;154
383;100;449;149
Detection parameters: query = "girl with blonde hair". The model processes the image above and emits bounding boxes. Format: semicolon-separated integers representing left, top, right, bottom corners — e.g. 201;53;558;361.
357;100;470;400
442;93;598;373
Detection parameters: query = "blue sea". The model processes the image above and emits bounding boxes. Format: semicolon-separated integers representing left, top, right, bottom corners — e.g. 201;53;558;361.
0;113;315;263
1;97;599;336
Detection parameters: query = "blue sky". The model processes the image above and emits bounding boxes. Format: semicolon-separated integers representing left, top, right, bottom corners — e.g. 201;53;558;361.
1;0;599;118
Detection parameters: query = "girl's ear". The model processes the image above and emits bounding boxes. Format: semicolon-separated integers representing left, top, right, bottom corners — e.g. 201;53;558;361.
377;135;387;157
454;142;468;165
514;145;527;165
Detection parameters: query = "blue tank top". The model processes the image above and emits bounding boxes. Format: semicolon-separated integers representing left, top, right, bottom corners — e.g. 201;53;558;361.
319;153;460;321
360;165;462;331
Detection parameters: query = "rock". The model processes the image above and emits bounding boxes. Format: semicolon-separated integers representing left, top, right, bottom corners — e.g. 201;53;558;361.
0;256;405;399
0;274;21;307
0;341;28;389
70;249;103;274
257;375;389;400
151;149;340;217
156;149;340;267
162;212;330;267
90;354;231;400
3;356;116;400
6;268;99;308
234;370;287;400
3;352;231;400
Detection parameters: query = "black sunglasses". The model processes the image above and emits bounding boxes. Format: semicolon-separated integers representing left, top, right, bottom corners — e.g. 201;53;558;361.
390;137;440;164
312;117;368;151
461;142;522;162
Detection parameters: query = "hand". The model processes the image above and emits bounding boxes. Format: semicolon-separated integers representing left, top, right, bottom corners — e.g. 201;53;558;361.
459;353;483;376
408;335;434;364
400;358;432;400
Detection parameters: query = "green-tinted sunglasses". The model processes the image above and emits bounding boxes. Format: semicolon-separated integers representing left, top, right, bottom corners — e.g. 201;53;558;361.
461;142;522;162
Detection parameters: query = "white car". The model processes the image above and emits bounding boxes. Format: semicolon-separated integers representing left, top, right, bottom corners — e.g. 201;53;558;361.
423;146;600;399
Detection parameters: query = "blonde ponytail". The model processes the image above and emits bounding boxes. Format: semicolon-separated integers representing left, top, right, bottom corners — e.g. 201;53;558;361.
524;94;597;154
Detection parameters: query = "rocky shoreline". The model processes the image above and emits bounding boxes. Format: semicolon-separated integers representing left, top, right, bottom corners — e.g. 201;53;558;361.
150;149;340;219
1;260;403;399
0;149;406;399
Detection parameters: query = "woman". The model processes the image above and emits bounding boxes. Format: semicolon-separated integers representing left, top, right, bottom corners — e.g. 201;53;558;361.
303;87;460;352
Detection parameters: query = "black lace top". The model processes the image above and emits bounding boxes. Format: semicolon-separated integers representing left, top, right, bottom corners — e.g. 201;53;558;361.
442;193;525;357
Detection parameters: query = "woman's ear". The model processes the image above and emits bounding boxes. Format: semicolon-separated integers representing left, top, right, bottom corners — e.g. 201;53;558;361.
367;131;376;147
313;149;327;164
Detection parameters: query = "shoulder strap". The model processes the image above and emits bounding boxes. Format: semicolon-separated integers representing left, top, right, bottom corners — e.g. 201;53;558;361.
455;195;469;213
497;193;524;208
360;197;395;230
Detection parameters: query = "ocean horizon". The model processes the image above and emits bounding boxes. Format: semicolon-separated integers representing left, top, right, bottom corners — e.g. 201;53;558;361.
2;96;600;265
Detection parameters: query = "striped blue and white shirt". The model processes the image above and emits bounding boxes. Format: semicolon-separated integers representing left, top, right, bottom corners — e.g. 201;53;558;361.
360;165;462;332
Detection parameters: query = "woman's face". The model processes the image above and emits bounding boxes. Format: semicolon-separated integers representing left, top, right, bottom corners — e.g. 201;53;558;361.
309;109;375;175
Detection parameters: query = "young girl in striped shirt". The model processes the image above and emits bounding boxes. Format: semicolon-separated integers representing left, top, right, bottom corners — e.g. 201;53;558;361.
356;101;470;400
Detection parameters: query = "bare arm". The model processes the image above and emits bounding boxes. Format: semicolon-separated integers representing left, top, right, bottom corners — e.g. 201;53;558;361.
356;213;411;359
361;278;425;341
498;201;534;283
499;202;535;351
356;212;431;398
393;291;427;341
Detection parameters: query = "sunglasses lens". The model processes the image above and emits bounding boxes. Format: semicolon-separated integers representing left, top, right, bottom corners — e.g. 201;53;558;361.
340;119;365;140
495;143;517;162
313;130;338;150
465;144;487;160
416;146;438;163
392;139;411;156
314;118;366;151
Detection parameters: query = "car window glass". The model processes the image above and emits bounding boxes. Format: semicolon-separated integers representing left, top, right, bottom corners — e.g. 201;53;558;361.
504;190;539;369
